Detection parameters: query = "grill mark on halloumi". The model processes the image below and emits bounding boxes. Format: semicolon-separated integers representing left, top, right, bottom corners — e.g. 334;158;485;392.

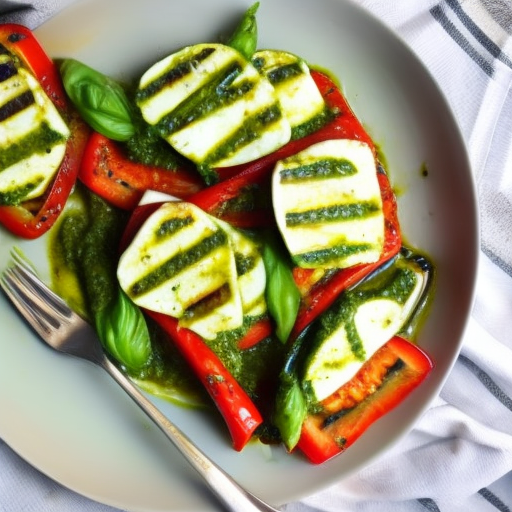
156;63;252;137
182;282;232;320
0;122;65;171
130;229;228;297
0;58;69;205
0;89;35;121
278;158;357;182
137;43;291;173
198;103;283;169
216;218;267;318
266;62;303;85
294;242;375;267
0;60;17;82
137;46;216;100
154;215;194;238
285;201;382;227
252;49;328;138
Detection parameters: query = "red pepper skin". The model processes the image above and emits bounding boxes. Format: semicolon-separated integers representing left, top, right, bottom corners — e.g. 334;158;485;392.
190;70;374;227
0;24;67;110
118;201;164;253
144;310;263;451
297;336;433;464
0;24;89;239
237;317;273;350
290;167;402;339
79;132;204;210
188;169;274;228
119;201;267;449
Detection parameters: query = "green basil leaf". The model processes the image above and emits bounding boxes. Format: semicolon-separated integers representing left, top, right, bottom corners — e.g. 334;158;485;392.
95;287;152;372
60;58;135;141
227;2;259;60
274;373;307;450
262;232;300;343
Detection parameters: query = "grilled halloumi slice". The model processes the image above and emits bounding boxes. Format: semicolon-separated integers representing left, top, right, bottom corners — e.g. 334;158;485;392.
252;50;327;138
0;54;70;205
272;139;385;269
136;43;291;176
302;255;428;402
216;219;267;318
118;197;268;340
117;201;243;340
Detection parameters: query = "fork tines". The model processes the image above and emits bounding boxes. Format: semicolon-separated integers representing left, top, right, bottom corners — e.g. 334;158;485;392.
1;253;73;337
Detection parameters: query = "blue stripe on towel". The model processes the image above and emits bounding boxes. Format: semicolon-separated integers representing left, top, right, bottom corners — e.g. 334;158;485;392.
445;0;512;69
459;355;512;411
478;487;512;512
430;4;494;76
418;498;442;512
482;245;512;279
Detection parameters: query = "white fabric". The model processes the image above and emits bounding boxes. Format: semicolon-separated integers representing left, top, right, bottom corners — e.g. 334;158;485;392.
1;1;512;511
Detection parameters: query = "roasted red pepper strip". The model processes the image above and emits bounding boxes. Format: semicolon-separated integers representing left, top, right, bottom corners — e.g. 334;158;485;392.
290;166;402;339
189;70;374;226
0;24;66;110
118;201;163;253
297;336;433;464
118;200;268;448
189;170;274;228
144;310;263;451
0;24;89;239
79;132;204;210
237;317;273;350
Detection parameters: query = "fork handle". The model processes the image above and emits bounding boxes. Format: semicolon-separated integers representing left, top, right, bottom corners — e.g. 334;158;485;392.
101;357;280;512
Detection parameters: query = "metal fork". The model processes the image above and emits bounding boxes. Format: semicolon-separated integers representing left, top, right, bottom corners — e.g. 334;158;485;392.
0;253;280;512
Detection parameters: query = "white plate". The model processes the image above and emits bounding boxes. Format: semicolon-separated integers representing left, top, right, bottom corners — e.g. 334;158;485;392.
0;0;478;510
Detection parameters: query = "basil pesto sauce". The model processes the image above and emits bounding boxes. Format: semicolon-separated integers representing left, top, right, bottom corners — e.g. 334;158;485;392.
123;108;189;171
49;185;129;317
279;158;357;182
48;187;285;407
309;258;421;364
129;230;229;298
294;241;375;267
0;122;67;205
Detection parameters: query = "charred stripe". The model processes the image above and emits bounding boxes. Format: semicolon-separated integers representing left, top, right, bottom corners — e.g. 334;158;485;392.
294;242;375;267
130;229;228;297
285;201;382;227
156;62;253;137
0;60;17;82
0;89;34;122
136;46;216;101
279;158;358;183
